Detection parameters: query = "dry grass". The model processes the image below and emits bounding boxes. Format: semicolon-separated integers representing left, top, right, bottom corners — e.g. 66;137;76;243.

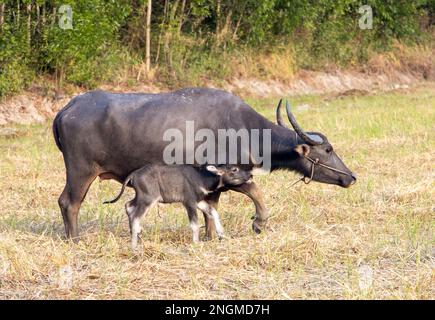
367;41;434;80
0;85;434;299
229;46;297;82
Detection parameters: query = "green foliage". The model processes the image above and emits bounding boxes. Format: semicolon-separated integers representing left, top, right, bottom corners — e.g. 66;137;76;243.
0;0;433;96
39;0;131;87
0;59;34;97
0;0;132;95
0;17;33;96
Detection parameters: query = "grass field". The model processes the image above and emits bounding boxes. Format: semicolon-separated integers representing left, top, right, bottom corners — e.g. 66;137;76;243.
0;85;434;299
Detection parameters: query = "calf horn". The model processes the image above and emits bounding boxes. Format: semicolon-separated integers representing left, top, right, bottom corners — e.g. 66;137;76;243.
285;100;321;145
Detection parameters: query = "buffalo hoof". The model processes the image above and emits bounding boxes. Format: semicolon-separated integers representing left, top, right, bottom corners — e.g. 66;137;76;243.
203;229;214;241
203;235;212;241
65;235;80;244
218;234;228;241
252;220;264;234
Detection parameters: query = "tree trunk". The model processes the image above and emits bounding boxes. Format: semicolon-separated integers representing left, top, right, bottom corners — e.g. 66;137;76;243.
36;3;40;31
221;9;232;42
216;0;221;36
42;3;46;26
17;1;20;25
155;0;169;64
145;0;152;73
27;4;32;49
164;0;179;70
0;3;5;30
232;4;246;41
52;7;56;26
178;0;186;35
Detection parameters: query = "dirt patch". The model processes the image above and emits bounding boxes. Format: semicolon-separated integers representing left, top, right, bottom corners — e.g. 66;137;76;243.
0;83;160;126
0;69;432;126
225;69;420;97
0;94;70;126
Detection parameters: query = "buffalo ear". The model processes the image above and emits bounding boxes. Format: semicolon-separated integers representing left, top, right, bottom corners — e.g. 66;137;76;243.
206;165;224;176
294;144;310;157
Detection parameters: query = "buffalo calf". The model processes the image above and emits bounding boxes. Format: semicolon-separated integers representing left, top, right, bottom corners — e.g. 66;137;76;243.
105;164;252;249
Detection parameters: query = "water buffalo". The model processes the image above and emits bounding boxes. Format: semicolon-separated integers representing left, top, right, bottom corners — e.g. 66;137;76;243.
52;88;356;240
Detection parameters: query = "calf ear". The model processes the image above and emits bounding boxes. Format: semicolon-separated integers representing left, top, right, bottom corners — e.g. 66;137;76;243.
206;165;224;176
294;144;311;157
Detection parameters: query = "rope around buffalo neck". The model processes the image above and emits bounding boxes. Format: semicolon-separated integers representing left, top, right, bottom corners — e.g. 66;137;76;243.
291;155;353;187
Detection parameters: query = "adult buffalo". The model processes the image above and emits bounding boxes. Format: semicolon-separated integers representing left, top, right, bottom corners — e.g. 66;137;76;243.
53;88;356;240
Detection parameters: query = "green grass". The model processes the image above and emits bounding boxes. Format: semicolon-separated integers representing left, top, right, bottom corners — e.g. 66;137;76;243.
0;86;434;299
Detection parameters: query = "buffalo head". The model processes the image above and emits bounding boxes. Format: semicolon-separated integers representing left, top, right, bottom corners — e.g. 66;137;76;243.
276;100;356;188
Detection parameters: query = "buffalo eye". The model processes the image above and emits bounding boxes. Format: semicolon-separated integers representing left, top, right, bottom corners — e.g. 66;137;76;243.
325;147;333;153
231;167;239;173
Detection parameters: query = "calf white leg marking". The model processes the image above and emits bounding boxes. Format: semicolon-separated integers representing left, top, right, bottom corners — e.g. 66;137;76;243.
210;208;225;238
197;201;225;239
190;221;200;243
126;202;135;216
131;218;141;250
127;200;155;250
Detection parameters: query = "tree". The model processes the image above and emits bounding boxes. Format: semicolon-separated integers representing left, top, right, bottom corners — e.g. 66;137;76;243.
145;0;152;73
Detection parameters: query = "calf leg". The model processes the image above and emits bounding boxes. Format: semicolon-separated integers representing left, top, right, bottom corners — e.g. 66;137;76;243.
197;201;225;239
125;200;138;236
184;204;200;243
126;199;153;250
202;191;221;240
230;181;269;234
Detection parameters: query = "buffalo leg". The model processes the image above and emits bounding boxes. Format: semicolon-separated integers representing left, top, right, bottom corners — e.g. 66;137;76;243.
58;168;97;241
58;186;71;237
230;181;269;234
202;191;221;240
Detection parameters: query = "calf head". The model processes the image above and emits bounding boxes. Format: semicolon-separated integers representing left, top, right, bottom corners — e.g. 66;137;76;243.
206;165;252;186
